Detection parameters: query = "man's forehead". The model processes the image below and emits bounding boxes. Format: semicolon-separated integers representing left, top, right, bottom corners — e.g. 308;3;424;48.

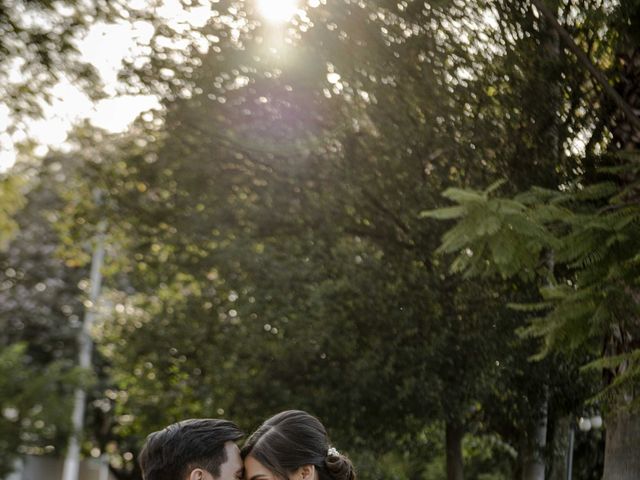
224;442;242;465
214;442;243;480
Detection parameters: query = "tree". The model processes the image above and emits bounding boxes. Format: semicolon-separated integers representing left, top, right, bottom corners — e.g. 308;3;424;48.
31;1;629;479
0;173;24;245
424;1;640;477
89;1;595;479
0;343;80;476
0;155;93;474
0;0;127;118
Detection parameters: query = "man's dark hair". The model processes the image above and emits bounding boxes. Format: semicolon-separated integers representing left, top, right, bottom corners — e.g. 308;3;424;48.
139;419;244;480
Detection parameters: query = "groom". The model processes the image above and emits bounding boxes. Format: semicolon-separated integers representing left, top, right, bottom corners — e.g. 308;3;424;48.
139;419;244;480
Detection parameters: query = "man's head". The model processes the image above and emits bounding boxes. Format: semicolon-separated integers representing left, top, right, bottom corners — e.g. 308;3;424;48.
139;419;244;480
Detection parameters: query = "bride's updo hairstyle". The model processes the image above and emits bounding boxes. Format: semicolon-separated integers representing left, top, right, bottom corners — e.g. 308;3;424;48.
241;410;355;480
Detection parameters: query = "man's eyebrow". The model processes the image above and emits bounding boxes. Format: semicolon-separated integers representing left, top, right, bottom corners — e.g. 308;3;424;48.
249;475;267;480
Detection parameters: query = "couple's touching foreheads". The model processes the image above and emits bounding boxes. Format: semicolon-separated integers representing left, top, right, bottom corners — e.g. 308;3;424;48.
138;410;356;480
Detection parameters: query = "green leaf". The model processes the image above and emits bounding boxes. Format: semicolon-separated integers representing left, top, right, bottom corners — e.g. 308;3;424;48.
419;206;466;220
442;187;485;204
483;179;507;196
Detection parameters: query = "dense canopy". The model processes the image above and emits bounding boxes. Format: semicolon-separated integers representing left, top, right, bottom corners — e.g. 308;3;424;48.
1;1;639;480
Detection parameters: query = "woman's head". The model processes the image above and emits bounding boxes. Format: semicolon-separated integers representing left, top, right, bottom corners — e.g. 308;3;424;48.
241;411;355;480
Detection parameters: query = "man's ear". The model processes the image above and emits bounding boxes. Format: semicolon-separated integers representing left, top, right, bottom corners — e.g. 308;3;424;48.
298;465;315;480
189;468;208;480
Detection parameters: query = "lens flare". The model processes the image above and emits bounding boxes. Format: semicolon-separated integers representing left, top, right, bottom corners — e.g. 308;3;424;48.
257;0;298;23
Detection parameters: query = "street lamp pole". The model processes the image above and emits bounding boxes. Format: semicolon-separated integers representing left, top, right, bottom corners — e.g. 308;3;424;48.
62;193;106;480
566;423;575;480
565;414;602;480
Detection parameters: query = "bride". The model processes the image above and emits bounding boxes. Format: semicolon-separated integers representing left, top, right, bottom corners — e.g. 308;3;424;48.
242;410;356;480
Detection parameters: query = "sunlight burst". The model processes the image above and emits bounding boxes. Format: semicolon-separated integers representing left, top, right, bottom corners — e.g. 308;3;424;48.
257;0;298;23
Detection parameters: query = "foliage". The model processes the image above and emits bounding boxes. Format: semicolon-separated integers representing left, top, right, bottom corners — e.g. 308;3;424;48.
0;154;96;475
426;156;640;404
68;0;619;477
7;0;637;478
0;343;82;477
0;0;130;118
0;174;25;247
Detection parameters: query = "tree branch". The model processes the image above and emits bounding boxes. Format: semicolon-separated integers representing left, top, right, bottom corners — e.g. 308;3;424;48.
344;226;416;251
360;188;412;235
530;0;640;133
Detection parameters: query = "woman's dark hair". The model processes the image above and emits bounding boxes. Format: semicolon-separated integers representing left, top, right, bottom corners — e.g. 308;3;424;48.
139;418;243;480
241;410;355;480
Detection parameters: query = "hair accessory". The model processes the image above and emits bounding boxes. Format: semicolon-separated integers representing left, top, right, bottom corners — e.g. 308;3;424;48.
327;447;340;457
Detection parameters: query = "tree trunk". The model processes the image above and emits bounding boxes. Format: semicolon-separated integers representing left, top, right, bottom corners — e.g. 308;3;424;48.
521;394;548;480
601;42;640;480
602;409;640;480
547;416;570;480
445;420;464;480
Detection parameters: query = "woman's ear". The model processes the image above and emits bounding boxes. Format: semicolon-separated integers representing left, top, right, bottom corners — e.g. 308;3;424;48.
298;465;315;480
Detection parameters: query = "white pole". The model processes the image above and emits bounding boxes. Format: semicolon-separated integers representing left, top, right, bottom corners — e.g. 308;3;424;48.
566;423;575;480
62;212;106;480
99;454;110;480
